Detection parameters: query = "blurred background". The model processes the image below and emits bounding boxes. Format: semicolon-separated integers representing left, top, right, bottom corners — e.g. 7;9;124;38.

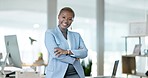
0;0;148;77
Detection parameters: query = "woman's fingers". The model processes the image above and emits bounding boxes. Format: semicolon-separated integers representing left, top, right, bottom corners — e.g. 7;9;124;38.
54;49;63;57
54;48;67;57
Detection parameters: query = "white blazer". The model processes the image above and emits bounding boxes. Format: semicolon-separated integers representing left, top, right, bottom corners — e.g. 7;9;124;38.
44;26;88;78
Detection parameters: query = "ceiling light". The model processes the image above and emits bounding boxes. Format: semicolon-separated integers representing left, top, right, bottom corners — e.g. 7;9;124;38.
33;24;40;28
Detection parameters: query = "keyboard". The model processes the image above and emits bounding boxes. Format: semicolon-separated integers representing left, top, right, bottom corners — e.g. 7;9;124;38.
5;71;15;77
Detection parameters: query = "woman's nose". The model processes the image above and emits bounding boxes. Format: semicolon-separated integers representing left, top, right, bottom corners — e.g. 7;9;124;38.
64;18;69;21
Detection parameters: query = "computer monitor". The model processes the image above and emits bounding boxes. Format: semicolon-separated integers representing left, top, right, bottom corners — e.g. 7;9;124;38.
4;35;22;68
111;60;119;77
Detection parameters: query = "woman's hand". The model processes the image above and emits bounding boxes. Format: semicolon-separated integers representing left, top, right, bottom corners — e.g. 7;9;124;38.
75;58;80;61
54;47;68;57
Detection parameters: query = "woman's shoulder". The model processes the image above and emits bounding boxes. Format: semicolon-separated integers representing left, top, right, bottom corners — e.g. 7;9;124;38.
46;27;55;31
69;31;80;36
46;28;57;33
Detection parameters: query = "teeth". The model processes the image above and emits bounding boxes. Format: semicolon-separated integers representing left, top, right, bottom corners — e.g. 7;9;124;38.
63;23;67;26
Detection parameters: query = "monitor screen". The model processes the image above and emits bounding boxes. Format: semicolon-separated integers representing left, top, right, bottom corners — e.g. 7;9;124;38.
112;60;119;76
4;35;22;68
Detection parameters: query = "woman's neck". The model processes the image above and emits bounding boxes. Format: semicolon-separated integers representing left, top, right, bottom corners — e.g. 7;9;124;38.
59;26;67;34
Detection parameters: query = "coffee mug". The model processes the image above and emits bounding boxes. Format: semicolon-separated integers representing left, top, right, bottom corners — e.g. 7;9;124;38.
144;49;148;55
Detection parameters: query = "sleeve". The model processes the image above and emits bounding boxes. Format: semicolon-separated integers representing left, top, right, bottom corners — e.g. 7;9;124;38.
70;33;88;59
44;30;75;64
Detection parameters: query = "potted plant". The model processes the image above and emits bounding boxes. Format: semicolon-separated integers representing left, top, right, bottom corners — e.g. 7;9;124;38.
81;59;92;76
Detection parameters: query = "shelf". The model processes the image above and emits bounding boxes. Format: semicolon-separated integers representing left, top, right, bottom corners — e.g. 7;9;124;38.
122;35;147;38
122;55;148;57
122;55;148;77
122;56;136;74
133;73;147;77
128;73;147;77
122;35;148;77
122;36;143;55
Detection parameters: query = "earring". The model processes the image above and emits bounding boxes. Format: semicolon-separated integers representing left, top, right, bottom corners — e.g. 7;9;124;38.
70;26;72;30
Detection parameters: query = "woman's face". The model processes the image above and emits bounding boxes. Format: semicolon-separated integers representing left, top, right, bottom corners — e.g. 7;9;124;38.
58;11;74;29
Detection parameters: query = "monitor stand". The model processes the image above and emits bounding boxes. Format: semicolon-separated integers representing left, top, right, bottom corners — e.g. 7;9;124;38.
0;53;10;77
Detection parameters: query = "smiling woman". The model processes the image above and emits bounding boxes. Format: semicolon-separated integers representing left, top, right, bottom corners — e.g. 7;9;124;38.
45;7;88;78
1;0;148;77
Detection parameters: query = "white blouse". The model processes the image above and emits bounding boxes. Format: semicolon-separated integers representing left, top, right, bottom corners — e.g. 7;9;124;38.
67;32;71;50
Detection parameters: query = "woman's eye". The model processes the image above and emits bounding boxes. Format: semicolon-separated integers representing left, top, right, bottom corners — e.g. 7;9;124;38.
69;18;74;21
69;19;72;21
62;17;65;19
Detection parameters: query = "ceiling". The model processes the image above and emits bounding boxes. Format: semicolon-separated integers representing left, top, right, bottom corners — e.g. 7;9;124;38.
0;0;47;29
0;0;148;29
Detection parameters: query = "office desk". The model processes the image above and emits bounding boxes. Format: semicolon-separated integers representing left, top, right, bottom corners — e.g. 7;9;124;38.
0;65;45;78
22;63;47;67
85;76;123;78
22;63;47;71
0;75;5;78
93;76;123;78
0;71;41;78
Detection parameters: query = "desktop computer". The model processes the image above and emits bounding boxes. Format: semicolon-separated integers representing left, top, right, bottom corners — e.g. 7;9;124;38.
0;35;22;78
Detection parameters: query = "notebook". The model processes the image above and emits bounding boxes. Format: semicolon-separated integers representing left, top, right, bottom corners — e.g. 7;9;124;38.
93;60;119;78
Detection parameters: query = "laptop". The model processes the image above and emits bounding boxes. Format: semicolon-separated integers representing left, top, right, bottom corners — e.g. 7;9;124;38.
93;60;119;78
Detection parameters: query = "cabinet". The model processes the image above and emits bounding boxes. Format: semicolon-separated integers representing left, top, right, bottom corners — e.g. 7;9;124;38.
122;55;148;78
122;36;148;78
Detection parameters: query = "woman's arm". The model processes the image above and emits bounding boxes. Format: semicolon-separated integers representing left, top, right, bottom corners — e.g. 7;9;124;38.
69;33;88;59
45;30;76;64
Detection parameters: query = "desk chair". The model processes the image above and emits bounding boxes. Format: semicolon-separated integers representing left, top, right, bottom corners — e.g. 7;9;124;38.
93;60;119;78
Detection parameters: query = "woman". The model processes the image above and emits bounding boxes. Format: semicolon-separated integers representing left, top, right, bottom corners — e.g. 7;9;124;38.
45;7;88;78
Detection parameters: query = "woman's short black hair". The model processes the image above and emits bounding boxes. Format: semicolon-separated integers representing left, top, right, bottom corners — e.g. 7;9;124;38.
58;7;75;18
